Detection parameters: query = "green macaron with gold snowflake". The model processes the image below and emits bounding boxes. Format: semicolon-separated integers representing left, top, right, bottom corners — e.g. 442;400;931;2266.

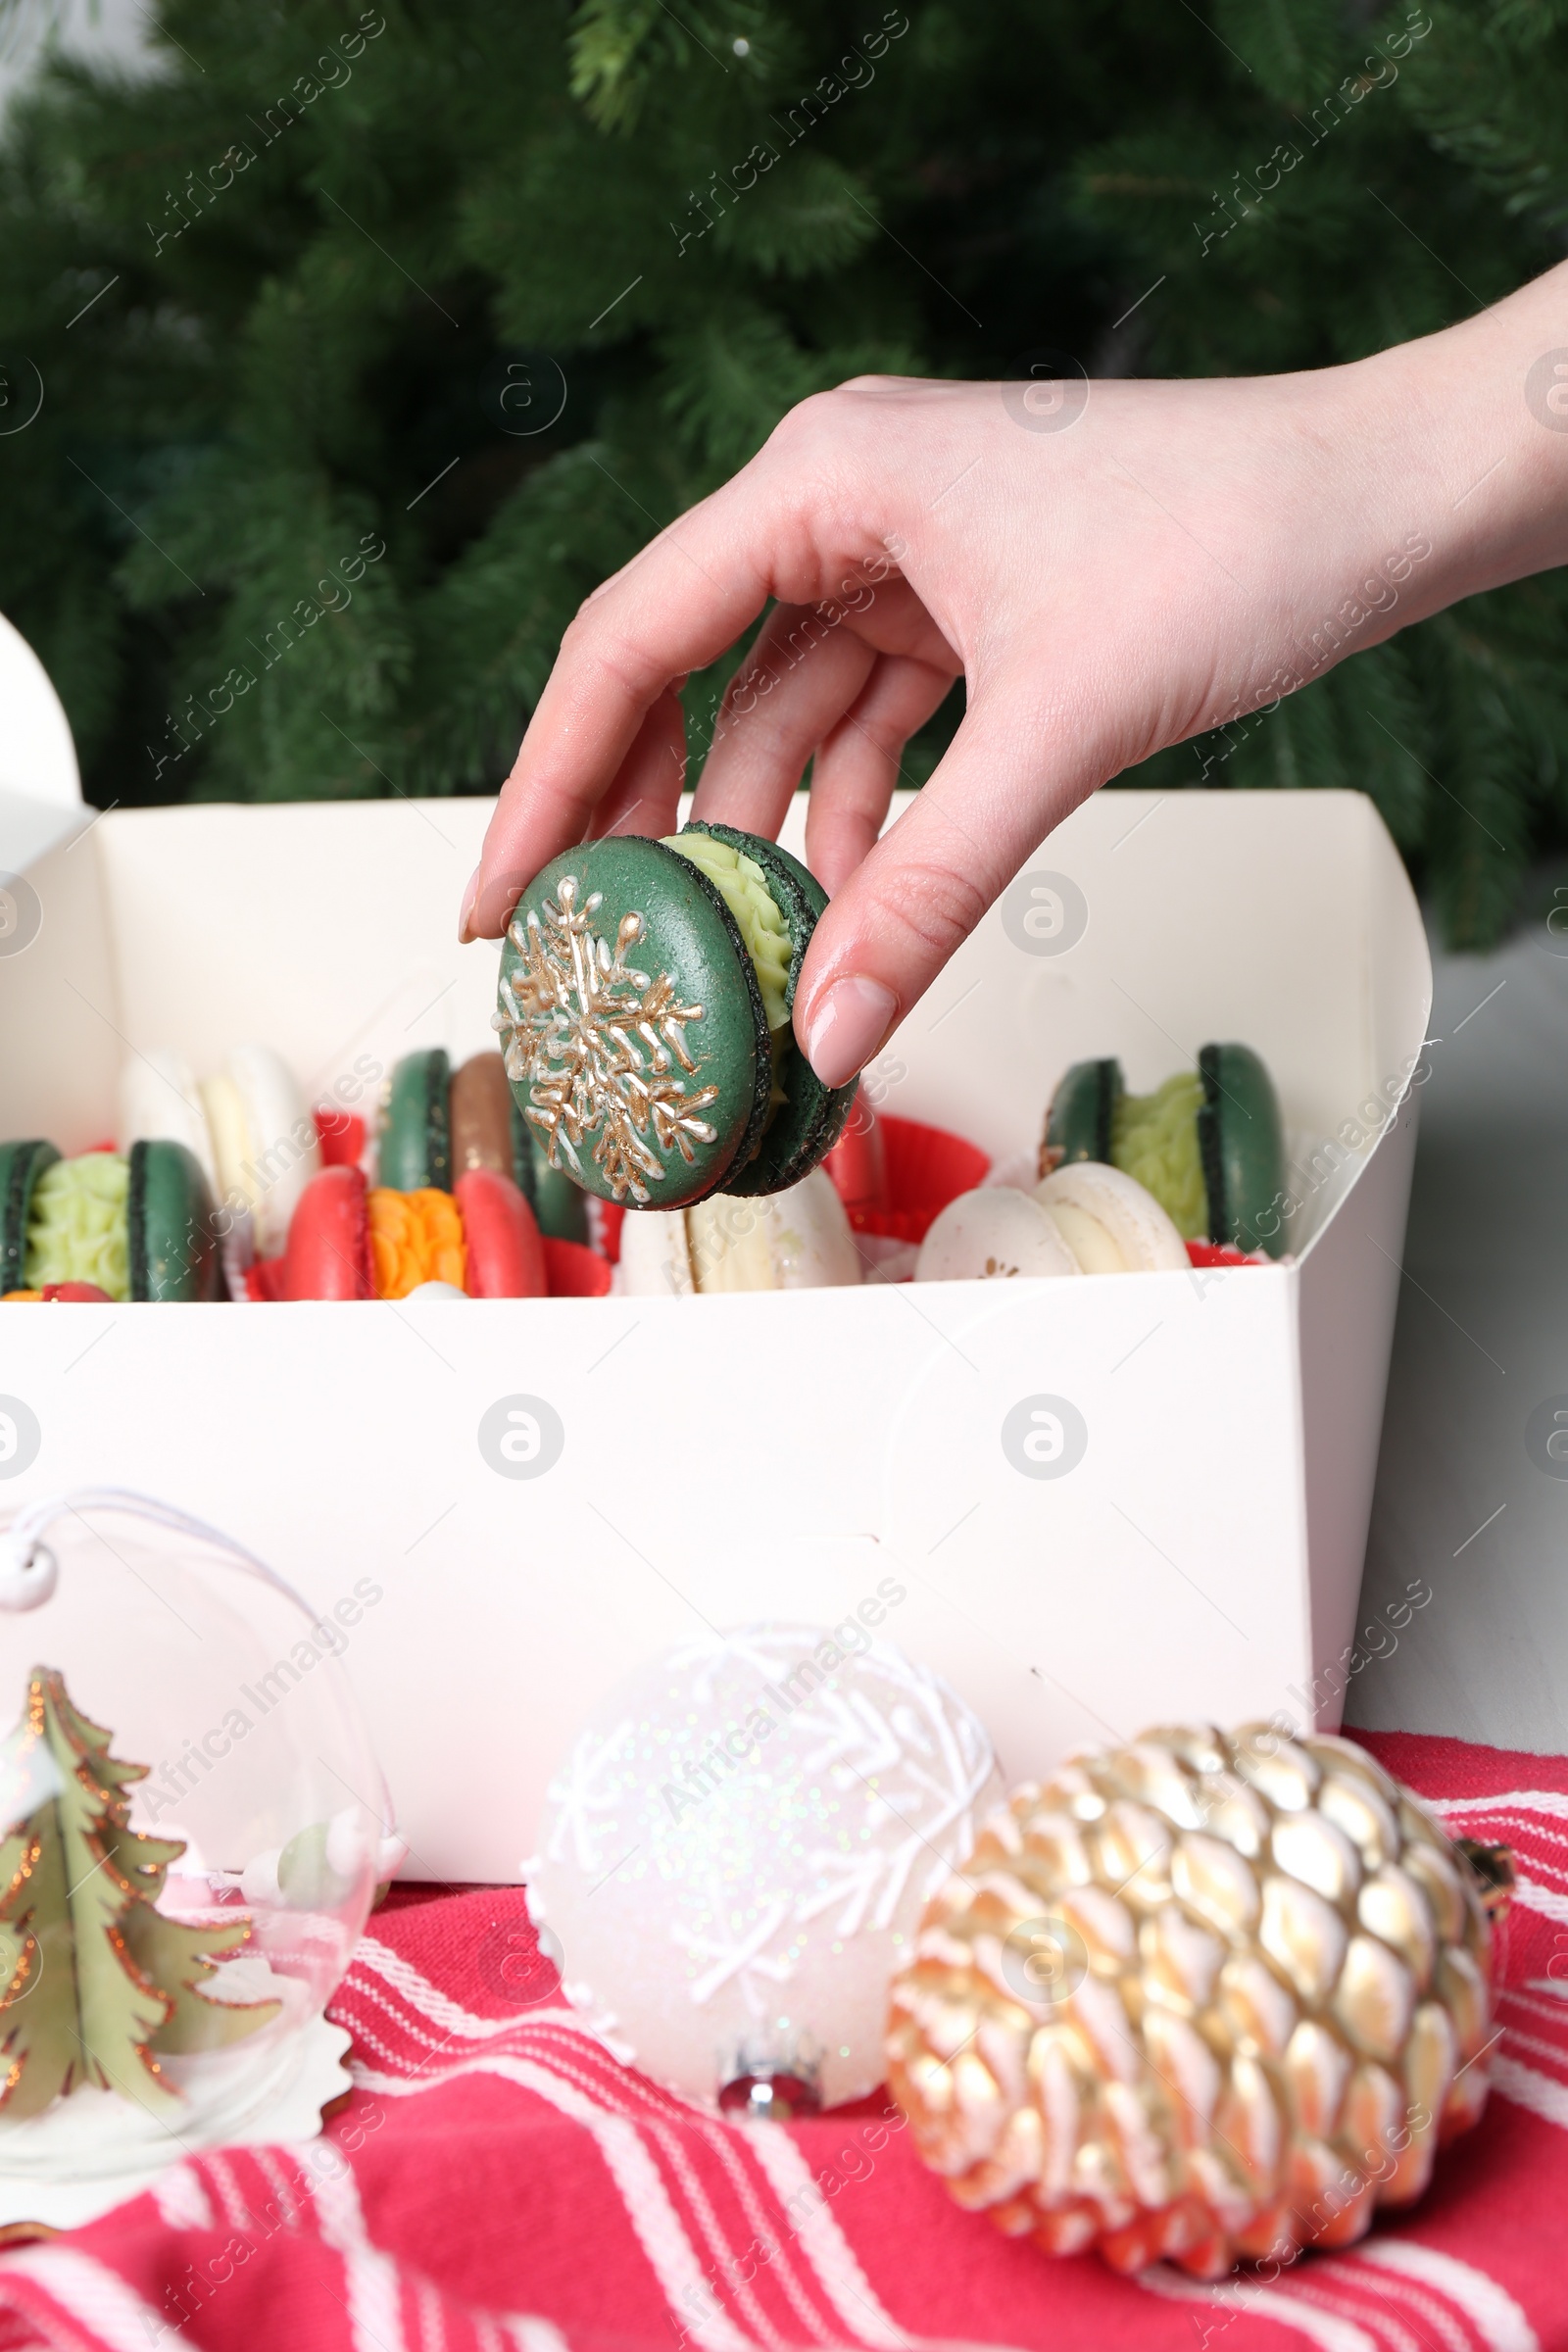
494;823;856;1209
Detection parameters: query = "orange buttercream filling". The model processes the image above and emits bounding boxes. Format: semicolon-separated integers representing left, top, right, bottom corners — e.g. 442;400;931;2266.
368;1188;466;1299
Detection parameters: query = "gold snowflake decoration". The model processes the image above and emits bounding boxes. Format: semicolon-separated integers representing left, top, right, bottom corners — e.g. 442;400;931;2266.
494;875;719;1203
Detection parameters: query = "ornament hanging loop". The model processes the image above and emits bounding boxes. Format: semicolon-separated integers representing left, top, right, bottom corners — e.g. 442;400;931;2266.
0;1522;58;1610
0;1486;287;1614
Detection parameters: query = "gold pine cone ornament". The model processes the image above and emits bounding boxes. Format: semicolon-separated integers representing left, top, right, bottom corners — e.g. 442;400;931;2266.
886;1725;1498;2278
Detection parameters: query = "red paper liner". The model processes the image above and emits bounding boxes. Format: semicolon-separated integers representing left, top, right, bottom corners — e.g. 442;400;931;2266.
245;1256;286;1302
823;1097;888;1221
852;1113;991;1248
544;1237;612;1298
1185;1240;1262;1268
314;1105;368;1167
3;1283;115;1304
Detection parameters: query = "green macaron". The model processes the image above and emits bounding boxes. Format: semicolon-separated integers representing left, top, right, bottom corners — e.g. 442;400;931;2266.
378;1048;452;1193
495;825;855;1209
684;823;858;1198
0;1140;62;1293
1198;1044;1286;1257
1043;1043;1286;1258
1042;1059;1120;1169
2;1141;219;1300
127;1139;221;1300
377;1047;591;1244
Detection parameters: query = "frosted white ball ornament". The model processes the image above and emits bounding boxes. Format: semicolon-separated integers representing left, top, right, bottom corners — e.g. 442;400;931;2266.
528;1624;1003;2110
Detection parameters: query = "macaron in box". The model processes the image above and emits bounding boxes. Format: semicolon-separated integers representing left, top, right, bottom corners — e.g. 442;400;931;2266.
248;1049;611;1302
0;1138;220;1301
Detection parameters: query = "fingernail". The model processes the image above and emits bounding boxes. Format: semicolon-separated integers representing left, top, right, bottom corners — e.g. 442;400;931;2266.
458;865;481;944
804;976;898;1090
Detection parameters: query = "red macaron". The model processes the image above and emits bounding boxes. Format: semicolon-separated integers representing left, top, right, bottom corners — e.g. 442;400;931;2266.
272;1164;372;1300
454;1167;546;1298
250;1164;550;1300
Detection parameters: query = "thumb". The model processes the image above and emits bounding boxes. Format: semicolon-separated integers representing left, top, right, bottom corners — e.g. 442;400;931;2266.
794;684;1104;1088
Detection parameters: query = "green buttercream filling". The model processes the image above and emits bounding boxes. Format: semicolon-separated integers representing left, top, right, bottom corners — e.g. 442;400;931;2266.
664;834;793;1032
1112;1071;1207;1239
24;1153;131;1300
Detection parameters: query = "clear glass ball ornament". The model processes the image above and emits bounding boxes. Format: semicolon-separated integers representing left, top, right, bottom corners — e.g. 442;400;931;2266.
0;1489;395;2189
529;1623;1003;2110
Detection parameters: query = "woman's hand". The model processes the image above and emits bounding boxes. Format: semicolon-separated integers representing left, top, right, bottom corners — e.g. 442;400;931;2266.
464;263;1568;1087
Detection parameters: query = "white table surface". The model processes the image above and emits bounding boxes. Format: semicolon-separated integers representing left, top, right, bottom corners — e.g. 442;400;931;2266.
1348;899;1568;1755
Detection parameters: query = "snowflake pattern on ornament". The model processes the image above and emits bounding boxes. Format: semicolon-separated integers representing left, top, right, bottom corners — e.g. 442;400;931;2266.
494;875;719;1202
528;1625;1003;2105
539;1714;639;1876
647;1629;995;2010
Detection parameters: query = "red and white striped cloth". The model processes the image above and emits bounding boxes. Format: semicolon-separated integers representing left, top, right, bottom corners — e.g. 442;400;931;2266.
2;1730;1565;2352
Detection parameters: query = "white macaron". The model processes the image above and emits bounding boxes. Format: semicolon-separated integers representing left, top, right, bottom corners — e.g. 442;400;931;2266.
617;1167;861;1297
1034;1160;1190;1272
915;1185;1081;1283
917;1161;1190;1282
121;1042;321;1255
200;1043;321;1254
120;1049;217;1190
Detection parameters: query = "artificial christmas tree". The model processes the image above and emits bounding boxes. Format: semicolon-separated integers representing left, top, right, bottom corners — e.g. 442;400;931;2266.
0;1667;278;2121
0;1;1564;941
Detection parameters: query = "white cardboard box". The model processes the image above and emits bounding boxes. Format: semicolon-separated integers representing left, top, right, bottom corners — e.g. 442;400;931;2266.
0;766;1431;1881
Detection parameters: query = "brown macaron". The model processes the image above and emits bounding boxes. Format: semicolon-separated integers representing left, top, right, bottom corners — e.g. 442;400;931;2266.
450;1052;515;1177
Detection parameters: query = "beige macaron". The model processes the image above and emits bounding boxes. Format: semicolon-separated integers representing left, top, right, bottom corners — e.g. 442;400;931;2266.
617;1167;861;1298
917;1161;1189;1282
1034;1160;1190;1272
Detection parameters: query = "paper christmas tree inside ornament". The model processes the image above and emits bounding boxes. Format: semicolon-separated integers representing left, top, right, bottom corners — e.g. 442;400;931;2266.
0;1666;279;2120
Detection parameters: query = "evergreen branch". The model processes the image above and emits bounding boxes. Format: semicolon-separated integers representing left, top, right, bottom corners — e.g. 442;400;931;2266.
0;0;1565;942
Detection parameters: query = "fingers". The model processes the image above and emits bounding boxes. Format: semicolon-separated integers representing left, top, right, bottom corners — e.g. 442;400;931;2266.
467;394;910;938
805;654;956;894
467;491;773;936
691;603;876;842
794;679;1103;1087
464;690;689;941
